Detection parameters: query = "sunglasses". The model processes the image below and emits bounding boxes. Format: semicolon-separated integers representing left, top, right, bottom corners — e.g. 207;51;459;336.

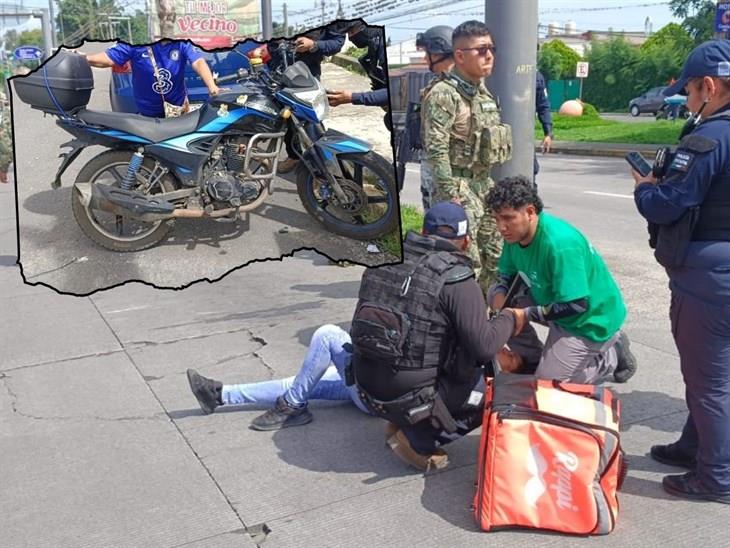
458;45;497;56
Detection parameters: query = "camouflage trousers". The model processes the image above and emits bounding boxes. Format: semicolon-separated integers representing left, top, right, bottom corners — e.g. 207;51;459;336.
433;176;502;295
420;157;435;211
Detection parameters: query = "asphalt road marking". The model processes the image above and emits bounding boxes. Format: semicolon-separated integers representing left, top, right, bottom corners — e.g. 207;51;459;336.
584;191;634;199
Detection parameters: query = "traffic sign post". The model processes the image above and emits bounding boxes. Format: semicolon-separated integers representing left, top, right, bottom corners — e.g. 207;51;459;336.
576;61;590;100
716;1;730;39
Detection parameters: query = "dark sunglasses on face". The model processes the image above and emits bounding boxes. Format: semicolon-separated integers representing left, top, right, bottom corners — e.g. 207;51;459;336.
458;45;497;56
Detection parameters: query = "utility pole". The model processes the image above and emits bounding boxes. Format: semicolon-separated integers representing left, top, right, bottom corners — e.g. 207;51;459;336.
261;0;273;40
39;8;53;58
485;0;538;180
321;0;325;26
147;0;154;42
283;3;288;35
47;0;56;48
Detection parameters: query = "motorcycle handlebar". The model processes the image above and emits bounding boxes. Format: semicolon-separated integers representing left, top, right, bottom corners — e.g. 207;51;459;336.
215;68;248;84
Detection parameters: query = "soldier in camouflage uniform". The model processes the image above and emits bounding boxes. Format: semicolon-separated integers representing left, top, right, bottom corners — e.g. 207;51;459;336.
0;90;12;184
415;26;455;211
421;20;512;293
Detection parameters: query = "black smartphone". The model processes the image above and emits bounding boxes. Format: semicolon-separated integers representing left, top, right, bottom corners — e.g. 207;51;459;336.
625;151;652;177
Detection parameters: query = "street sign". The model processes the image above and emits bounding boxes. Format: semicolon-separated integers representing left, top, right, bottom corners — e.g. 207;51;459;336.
14;46;43;61
716;2;730;32
576;61;590;78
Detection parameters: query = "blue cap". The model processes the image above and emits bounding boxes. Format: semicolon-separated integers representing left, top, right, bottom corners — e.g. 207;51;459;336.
423;201;469;239
664;40;730;96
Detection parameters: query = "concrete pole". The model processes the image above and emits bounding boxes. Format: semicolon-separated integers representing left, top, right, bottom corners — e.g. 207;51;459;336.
38;8;53;59
484;0;538;180
47;0;56;48
261;0;273;40
147;0;154;41
283;3;288;35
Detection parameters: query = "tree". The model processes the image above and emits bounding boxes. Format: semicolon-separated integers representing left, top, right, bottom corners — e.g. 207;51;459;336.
57;0;122;45
635;23;694;90
669;0;717;43
583;37;641;111
2;29;44;52
538;40;581;80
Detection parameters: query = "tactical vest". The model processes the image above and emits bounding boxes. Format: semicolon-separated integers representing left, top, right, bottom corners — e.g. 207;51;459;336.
351;233;472;378
692;112;730;241
421;71;512;173
651;111;730;267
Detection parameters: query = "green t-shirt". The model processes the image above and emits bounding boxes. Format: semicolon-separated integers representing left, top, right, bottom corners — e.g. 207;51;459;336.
498;212;626;342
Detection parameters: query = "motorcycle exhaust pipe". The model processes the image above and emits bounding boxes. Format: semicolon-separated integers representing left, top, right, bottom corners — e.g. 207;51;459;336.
75;183;270;221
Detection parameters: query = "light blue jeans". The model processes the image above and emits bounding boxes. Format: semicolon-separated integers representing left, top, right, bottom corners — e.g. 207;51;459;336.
222;324;369;413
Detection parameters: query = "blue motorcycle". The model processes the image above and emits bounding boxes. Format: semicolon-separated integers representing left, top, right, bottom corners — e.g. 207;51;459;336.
15;50;398;251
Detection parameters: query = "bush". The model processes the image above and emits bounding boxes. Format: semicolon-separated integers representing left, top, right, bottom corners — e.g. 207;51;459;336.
581;102;600;118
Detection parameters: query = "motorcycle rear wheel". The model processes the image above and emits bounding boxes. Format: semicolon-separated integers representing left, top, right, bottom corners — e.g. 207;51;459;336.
71;150;176;252
296;151;399;240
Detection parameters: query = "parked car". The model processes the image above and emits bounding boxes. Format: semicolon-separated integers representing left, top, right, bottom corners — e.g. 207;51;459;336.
628;86;667;116
110;42;260;113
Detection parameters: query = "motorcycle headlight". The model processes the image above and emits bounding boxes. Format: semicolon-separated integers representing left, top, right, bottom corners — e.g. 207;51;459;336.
291;84;329;121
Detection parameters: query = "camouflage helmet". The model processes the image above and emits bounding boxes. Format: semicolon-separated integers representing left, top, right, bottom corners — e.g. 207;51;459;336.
416;25;453;56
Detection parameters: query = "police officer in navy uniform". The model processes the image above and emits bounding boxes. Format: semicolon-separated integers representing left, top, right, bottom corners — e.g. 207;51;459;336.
534;69;553;183
632;40;730;504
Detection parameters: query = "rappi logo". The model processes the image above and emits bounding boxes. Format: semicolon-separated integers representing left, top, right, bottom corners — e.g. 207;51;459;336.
524;444;579;511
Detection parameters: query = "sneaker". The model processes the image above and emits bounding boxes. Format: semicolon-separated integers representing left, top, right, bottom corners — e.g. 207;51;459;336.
386;429;449;472
650;444;696;469
662;472;730;504
613;331;638;383
277;158;300;174
187;369;222;415
250;396;313;431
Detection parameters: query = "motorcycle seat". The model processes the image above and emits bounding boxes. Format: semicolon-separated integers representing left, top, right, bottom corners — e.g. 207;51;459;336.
77;108;203;143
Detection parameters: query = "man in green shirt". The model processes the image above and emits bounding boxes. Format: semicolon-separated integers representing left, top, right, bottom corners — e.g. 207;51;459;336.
485;176;637;384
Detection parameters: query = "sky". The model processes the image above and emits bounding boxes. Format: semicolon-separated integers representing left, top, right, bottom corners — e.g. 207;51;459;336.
281;0;684;42
2;0;686;43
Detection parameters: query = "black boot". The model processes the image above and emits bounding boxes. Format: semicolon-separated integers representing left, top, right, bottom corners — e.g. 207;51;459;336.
187;369;223;415
613;331;638;383
650;443;696;469
250;396;313;431
663;472;730;504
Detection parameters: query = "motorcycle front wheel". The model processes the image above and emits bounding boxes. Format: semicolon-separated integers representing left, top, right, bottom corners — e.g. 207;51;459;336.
71;150;176;252
296;151;399;240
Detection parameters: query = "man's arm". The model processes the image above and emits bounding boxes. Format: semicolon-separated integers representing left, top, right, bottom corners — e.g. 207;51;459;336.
422;88;458;200
441;279;517;364
524;298;588;322
83;51;116;68
316;29;346;55
352;88;389;106
191;58;221;96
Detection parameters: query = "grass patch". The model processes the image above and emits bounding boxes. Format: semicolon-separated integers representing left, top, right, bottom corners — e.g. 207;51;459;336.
376;204;423;258
536;114;683;144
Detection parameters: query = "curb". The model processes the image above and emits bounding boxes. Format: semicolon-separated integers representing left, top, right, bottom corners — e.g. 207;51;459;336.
535;141;662;159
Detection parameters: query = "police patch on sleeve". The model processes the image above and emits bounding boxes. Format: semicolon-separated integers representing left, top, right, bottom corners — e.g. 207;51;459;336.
669;150;694;172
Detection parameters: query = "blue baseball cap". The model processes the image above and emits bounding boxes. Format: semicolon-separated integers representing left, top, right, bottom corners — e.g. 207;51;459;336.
423;201;469;239
664;40;730;96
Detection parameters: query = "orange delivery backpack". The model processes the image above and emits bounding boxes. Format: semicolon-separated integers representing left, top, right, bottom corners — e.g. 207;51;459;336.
473;374;627;535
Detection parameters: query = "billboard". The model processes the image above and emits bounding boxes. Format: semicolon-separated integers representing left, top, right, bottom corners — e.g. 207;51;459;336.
153;0;261;49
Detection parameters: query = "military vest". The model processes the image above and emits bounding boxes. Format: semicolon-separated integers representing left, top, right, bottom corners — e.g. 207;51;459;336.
351;232;472;378
422;71;512;173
